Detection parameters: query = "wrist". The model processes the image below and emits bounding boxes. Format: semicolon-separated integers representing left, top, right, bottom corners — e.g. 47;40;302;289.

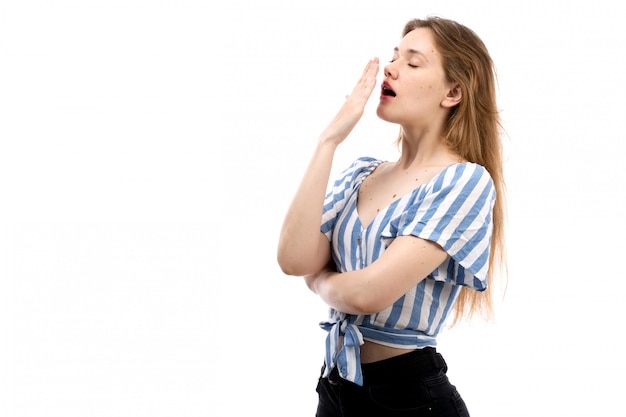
304;273;321;294
315;269;335;296
317;133;343;149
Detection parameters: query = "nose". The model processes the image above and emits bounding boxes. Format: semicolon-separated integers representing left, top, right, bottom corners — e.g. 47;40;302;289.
384;62;398;79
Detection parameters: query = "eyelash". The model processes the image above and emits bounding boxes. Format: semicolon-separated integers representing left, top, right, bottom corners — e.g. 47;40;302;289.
389;59;418;68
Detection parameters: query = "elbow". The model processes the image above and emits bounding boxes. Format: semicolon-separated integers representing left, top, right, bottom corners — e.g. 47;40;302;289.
276;253;299;276
276;238;304;276
276;252;313;277
277;241;329;277
277;259;302;277
276;242;301;276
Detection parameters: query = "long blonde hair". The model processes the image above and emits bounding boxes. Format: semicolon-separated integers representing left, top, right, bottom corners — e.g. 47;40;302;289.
401;17;507;325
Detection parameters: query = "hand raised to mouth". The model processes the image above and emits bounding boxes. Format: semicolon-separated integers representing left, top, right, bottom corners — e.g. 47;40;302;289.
318;57;379;147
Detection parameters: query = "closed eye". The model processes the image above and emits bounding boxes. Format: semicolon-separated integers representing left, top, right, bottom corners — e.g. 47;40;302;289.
388;58;418;68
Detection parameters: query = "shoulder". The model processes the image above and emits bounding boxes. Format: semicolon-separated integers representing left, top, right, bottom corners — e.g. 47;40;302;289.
337;156;384;182
433;162;494;193
351;156;383;170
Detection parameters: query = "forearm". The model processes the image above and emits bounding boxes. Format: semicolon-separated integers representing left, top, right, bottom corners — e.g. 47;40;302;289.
277;140;337;276
311;236;448;315
277;58;379;277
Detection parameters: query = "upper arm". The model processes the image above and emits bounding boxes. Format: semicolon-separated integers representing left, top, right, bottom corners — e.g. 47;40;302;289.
348;235;448;314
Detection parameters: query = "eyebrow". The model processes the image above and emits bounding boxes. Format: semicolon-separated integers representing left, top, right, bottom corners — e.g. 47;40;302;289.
393;47;429;61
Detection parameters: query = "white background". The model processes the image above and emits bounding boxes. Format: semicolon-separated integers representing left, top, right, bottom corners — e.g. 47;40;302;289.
1;0;625;416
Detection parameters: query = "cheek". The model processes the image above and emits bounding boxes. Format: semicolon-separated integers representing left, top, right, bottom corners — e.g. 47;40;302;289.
411;71;447;94
416;76;444;92
412;80;447;103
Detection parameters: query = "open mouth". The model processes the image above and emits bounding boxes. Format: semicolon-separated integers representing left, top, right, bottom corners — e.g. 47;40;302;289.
381;84;396;97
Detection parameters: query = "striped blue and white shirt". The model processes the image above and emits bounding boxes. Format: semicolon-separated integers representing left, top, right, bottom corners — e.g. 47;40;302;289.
319;157;495;385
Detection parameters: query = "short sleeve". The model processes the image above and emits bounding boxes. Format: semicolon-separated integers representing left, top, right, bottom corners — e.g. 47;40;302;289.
398;163;495;290
321;157;380;240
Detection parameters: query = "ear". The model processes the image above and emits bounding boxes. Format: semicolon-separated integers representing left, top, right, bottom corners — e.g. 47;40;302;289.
442;83;462;108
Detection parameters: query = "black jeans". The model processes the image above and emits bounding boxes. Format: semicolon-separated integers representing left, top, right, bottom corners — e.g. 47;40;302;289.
315;348;470;417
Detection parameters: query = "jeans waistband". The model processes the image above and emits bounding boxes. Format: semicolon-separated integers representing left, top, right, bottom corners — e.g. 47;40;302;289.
327;347;447;386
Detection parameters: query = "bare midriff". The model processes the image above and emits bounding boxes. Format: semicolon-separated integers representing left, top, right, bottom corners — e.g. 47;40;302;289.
337;336;415;364
360;340;416;363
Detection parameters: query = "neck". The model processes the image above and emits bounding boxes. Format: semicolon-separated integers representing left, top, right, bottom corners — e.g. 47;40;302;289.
395;127;458;170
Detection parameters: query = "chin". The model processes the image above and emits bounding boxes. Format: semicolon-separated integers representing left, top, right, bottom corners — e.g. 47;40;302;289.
376;106;399;124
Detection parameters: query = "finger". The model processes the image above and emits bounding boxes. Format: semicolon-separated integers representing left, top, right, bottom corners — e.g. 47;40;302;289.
344;58;379;102
358;58;373;79
354;60;378;91
356;64;379;97
356;58;378;86
362;58;379;84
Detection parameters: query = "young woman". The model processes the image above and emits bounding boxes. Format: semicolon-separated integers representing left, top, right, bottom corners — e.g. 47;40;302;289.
277;16;506;417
